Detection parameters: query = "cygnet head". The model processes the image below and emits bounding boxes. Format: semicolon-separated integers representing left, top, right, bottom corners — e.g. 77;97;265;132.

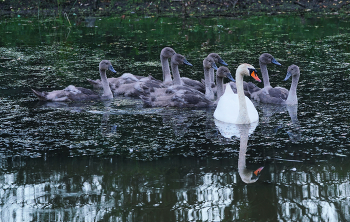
171;53;192;66
161;47;176;59
216;66;235;82
284;64;300;81
203;57;218;70
259;53;281;66
237;63;261;82
99;60;117;73
207;53;228;66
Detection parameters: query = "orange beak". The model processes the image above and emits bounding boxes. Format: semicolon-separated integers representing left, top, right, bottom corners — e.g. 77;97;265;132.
254;167;264;176
251;70;261;82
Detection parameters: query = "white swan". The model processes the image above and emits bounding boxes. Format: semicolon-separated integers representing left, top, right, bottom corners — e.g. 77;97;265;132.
214;63;261;124
230;53;282;99
32;60;116;102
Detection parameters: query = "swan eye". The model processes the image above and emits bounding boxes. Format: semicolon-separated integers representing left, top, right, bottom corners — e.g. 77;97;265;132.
248;68;261;82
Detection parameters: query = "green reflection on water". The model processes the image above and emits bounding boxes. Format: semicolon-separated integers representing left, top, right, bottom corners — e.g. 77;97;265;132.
1;14;350;90
1;13;350;222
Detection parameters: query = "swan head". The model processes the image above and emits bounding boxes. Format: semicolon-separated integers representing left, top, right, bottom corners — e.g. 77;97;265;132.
237;63;261;82
207;53;228;66
240;166;264;184
161;47;176;59
203;57;218;70
216;66;235;82
259;53;281;66
171;53;193;66
99;60;116;73
284;64;300;81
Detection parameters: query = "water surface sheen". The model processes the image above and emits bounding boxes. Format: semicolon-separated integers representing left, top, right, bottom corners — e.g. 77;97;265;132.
0;14;350;221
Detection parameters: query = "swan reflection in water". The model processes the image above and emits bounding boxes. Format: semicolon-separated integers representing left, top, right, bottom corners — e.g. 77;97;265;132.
33;99;119;137
214;120;264;184
259;103;301;143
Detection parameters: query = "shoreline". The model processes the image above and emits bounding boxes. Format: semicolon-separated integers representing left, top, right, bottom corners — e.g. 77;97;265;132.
1;1;349;19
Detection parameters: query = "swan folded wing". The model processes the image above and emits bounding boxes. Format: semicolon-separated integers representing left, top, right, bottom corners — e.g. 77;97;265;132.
255;86;288;104
113;82;141;97
140;85;212;108
245;97;259;123
140;92;173;107
214;88;240;123
269;87;288;100
245;82;260;94
75;87;95;95
257;92;284;104
214;99;239;123
87;74;140;89
32;89;70;102
86;79;102;88
171;89;212;108
67;90;100;101
181;77;205;93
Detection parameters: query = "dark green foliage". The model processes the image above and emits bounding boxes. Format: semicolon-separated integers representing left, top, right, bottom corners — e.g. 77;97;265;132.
0;0;350;17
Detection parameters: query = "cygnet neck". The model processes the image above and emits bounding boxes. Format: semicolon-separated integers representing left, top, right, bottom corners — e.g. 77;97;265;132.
100;68;113;99
171;62;183;85
216;75;225;100
204;66;214;100
259;60;271;89
161;55;172;85
285;74;299;104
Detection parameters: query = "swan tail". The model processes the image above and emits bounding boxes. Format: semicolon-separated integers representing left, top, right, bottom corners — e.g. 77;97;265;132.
86;78;97;84
86;78;101;87
147;75;157;81
139;95;153;107
31;89;47;100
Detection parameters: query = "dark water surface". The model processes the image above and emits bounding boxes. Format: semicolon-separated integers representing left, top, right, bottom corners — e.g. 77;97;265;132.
1;14;350;221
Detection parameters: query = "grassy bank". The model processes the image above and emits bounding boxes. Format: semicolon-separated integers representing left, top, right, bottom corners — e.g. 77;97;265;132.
1;0;350;18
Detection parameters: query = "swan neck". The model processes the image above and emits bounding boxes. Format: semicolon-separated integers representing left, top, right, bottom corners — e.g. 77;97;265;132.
286;75;299;104
260;61;270;88
210;67;215;85
161;55;172;84
238;132;249;170
171;62;183;85
216;75;224;100
100;69;113;99
287;104;299;124
204;67;214;100
236;72;250;124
